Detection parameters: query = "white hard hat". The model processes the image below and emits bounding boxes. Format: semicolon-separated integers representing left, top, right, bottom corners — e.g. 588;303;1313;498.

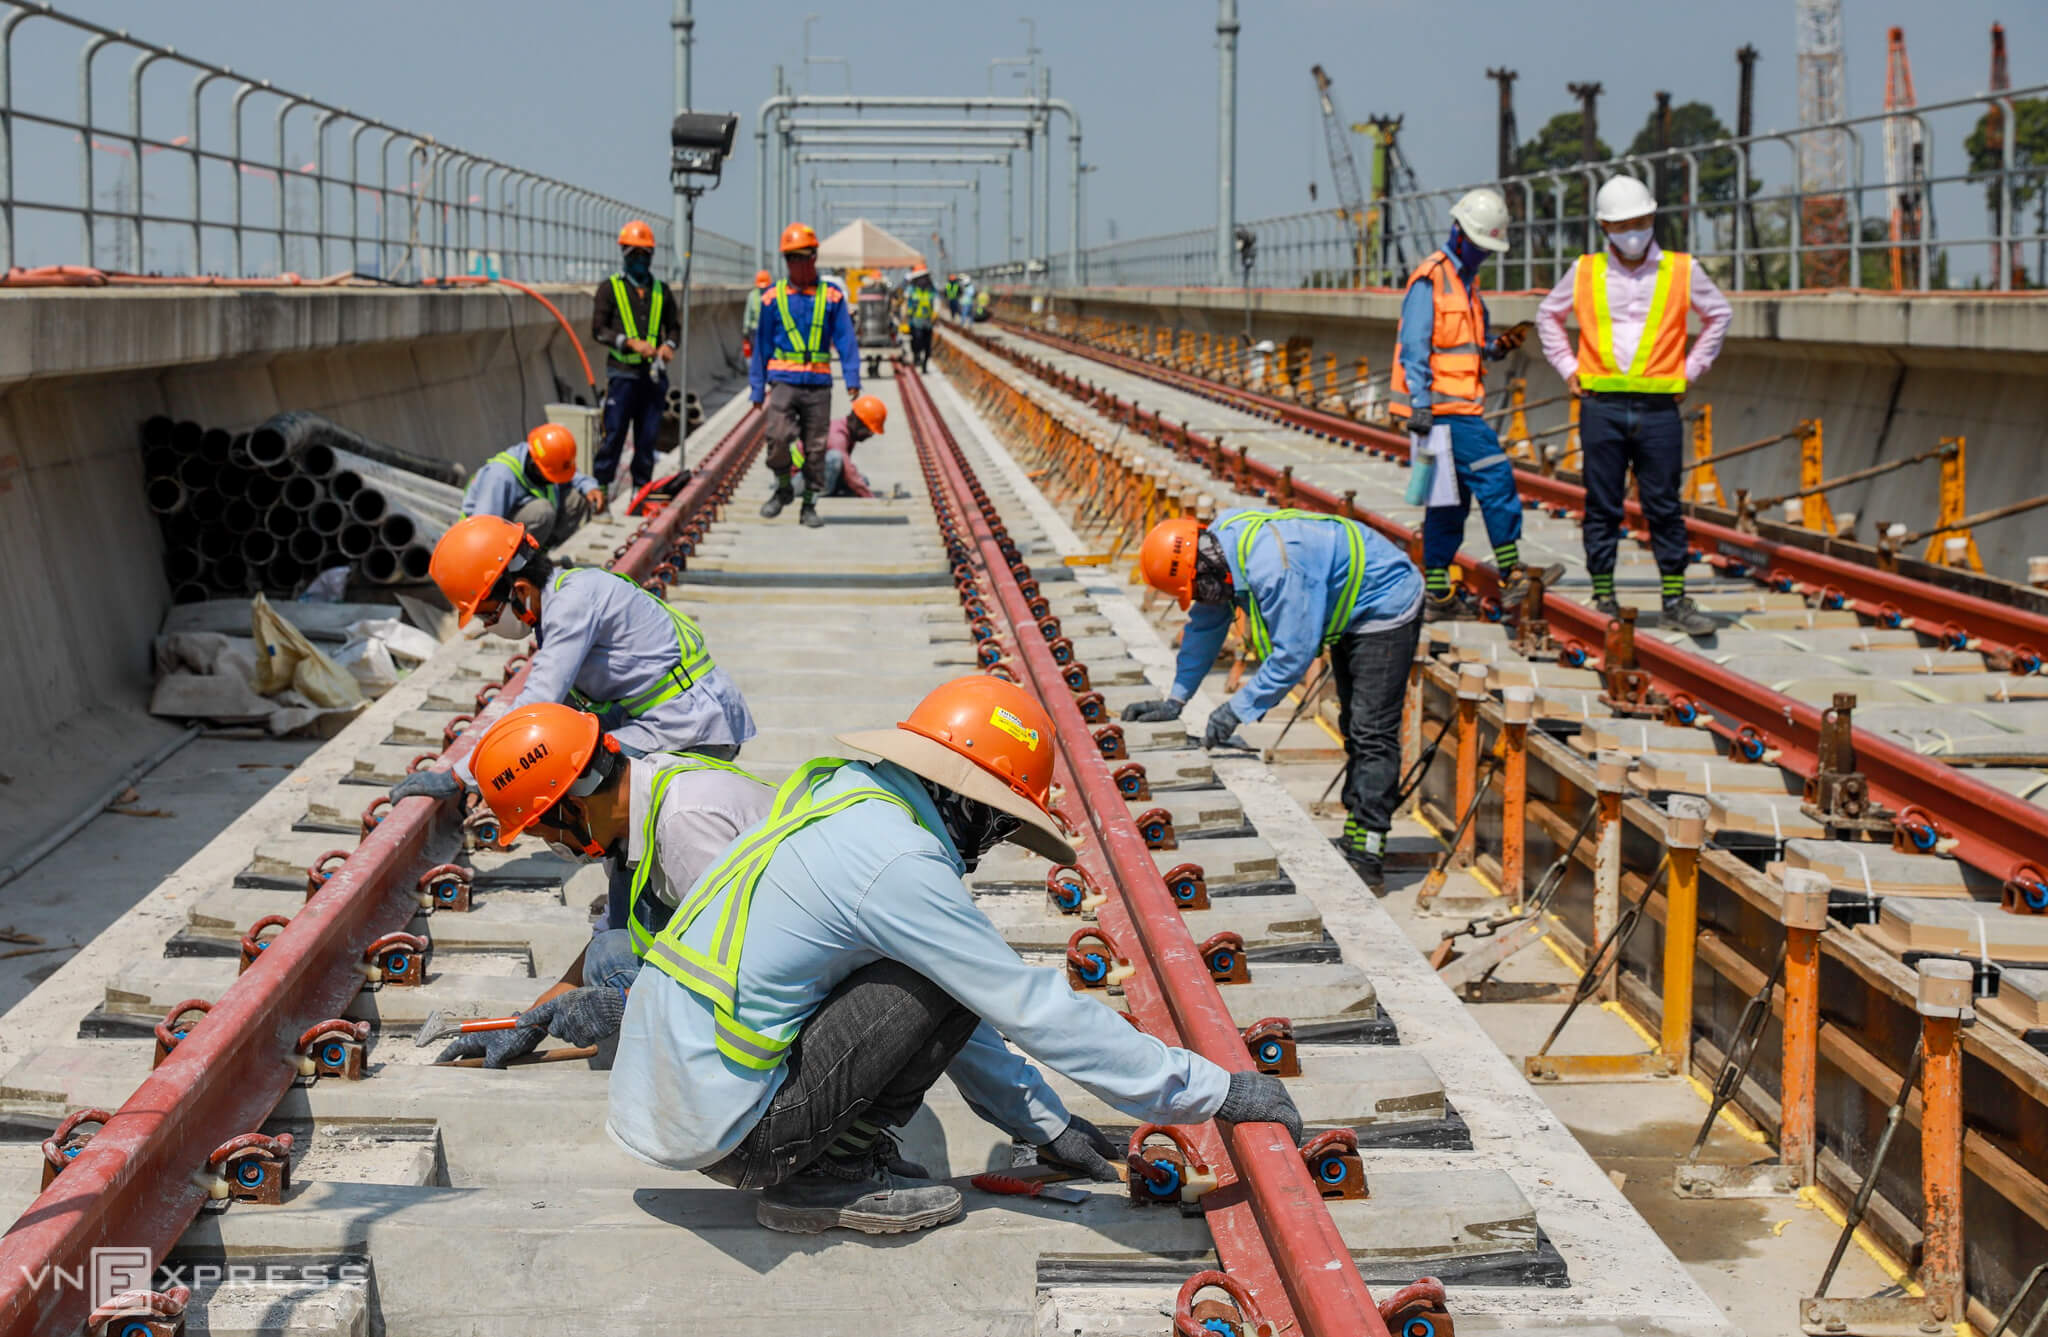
1595;175;1658;223
1449;188;1510;253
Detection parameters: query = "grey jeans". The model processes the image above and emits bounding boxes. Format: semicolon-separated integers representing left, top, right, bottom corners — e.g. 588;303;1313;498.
511;488;592;551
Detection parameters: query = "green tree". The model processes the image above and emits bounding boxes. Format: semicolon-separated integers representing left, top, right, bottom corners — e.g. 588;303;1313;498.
1625;101;1755;203
1965;97;2048;286
1507;112;1611;284
1513;111;1612;177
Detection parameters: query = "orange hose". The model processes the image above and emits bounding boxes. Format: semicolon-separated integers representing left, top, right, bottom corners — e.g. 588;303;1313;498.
423;274;598;400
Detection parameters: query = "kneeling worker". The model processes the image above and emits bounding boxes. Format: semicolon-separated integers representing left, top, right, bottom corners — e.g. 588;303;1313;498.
606;675;1306;1235
1126;511;1422;890
819;393;886;499
461;423;604;549
439;702;772;1067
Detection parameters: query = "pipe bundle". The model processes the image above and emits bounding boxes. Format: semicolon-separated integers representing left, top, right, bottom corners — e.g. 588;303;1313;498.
140;412;465;603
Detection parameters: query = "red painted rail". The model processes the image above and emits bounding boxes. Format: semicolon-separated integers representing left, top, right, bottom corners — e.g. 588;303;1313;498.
0;410;766;1337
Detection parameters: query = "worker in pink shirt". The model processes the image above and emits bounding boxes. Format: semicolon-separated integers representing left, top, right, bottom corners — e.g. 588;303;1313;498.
820;394;886;499
1538;175;1731;636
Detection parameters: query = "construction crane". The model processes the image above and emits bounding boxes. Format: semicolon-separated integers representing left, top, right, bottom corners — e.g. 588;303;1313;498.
1310;64;1369;285
1883;26;1926;290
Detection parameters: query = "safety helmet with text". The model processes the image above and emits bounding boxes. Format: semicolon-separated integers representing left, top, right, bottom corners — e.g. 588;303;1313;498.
470;702;610;849
1138;516;1206;610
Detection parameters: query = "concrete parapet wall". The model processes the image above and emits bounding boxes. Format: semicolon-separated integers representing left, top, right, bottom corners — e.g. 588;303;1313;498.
1031;285;2048;581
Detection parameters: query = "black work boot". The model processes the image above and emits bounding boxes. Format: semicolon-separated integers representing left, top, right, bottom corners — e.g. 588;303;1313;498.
1499;562;1567;609
1332;818;1387;892
755;1153;962;1236
1592;596;1624;620
1662;596;1717;636
760;485;793;519
799;493;824;529
1423;588;1477;623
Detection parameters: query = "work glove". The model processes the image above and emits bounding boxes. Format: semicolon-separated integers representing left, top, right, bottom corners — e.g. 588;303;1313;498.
436;1021;544;1069
519;985;628;1047
1215;1070;1305;1146
1202;701;1244;750
1037;1115;1120;1183
388;769;462;804
1121;698;1184;724
1406;405;1435;436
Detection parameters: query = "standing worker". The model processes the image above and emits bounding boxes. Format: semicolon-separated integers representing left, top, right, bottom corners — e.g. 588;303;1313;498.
1390;188;1558;621
944;273;962;318
1537;175;1730;636
592;220;680;499
1125;511;1423;890
904;265;938;372
606;676;1306;1235
750;222;861;530
740;268;773;363
461;423;604;548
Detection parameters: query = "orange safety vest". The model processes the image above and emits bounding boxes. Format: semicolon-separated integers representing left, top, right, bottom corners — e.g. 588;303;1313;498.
1388;251;1487;420
1572;250;1693;395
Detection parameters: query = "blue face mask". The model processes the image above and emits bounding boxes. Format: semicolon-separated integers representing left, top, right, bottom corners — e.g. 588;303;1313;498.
622;248;653;284
1448;226;1487;273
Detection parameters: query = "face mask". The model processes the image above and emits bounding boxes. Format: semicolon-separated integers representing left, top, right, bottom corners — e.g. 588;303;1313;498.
786;255;819;287
543;840;591;864
485;604;527;640
918;777;1021;873
1607;227;1654;261
1191;531;1233;607
1448;226;1488;272
623;248;654;283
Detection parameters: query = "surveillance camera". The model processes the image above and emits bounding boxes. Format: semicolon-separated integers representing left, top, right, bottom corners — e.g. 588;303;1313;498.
671;112;739;181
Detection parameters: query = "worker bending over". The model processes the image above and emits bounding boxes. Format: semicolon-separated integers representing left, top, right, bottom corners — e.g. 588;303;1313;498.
591;220;680;498
439;702;773;1067
903;265;938;372
1391;188;1558;621
1127;511;1422;890
740;268;773;363
1538;175;1729;636
750;222;861;529
818;394;886;499
461;423;603;549
606;676;1305;1235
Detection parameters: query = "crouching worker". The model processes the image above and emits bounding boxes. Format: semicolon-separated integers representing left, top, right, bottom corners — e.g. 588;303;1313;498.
819;394;887;499
436;701;774;1066
461;423;604;549
606;675;1306;1236
1127;511;1422;891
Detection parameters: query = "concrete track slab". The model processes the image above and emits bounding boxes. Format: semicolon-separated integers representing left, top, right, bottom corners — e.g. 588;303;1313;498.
976;891;1323;952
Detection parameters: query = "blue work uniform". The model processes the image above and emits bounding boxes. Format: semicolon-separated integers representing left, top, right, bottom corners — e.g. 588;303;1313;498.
460;442;599;521
748;279;862;403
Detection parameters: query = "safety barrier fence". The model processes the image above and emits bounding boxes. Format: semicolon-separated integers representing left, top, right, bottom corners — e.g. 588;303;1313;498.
0;410;767;1337
0;2;753;283
940;321;2048;1331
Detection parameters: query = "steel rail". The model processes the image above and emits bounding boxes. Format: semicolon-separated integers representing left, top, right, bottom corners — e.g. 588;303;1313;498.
952;325;2048;906
898;361;1388;1337
0;408;767;1337
990;321;2048;667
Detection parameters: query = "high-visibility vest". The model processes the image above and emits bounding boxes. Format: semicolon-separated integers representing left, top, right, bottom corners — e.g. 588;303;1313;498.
642;758;926;1070
1388;251;1487;419
553;569;717;718
625;752;769;957
488;449;556;508
905;287;935;324
1217;509;1369;659
610;275;665;365
742;287;765;335
1572;250;1693;395
765;280;832;374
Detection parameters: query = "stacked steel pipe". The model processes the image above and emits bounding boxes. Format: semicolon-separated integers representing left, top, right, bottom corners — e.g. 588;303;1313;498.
139;412;466;602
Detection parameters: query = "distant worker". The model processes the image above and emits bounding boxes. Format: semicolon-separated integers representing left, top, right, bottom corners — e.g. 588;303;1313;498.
1390;187;1559;621
819;394;886;499
750;222;861;530
592;220;680;498
971;287;992;323
1126;511;1422;890
740;268;773;363
461;423;603;548
957;274;978;323
1537;175;1730;636
944;273;962;318
607;676;1305;1236
904;265;938;371
438;702;773;1067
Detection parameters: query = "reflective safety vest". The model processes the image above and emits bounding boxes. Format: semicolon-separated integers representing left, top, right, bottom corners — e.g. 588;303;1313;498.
642;758;925;1070
610;275;665;365
905;286;935;325
624;753;769;957
488;449;556;508
972;290;991;314
1388;251;1487;419
766;280;831;374
1572;250;1693;395
554;569;717;718
1217;509;1369;659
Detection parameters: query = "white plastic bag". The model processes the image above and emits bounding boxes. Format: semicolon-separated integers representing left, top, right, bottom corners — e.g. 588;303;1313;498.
343;617;440;665
332;636;401;697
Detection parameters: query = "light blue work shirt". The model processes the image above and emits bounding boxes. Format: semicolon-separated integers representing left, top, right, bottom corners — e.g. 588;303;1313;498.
1397;238;1509;414
460;441;599;520
506;567;756;757
1172;507;1424;721
606;758;1231;1171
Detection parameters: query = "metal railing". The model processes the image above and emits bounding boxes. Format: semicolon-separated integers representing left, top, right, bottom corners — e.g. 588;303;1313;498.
0;2;753;284
1052;83;2048;293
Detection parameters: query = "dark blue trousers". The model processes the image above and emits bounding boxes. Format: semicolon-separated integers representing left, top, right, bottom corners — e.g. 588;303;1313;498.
596;370;668;490
1579;393;1688;576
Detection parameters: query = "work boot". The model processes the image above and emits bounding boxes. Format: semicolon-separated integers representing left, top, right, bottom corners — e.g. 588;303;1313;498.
755;1157;962;1236
1333;819;1387;893
799;494;824;529
1592;596;1624;621
1423;588;1478;623
1498;562;1567;609
1661;596;1718;637
760;485;793;519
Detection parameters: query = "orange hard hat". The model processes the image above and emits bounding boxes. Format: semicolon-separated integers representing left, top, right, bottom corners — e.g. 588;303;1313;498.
618;219;657;249
779;222;820;254
430;515;537;625
834;675;1073;864
470;702;603;848
851;394;887;436
910;263;928;277
1138;516;1205;610
753;268;773;288
525;423;579;484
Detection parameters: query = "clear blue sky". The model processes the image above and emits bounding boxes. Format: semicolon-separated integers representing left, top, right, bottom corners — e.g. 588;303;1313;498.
26;0;2048;262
